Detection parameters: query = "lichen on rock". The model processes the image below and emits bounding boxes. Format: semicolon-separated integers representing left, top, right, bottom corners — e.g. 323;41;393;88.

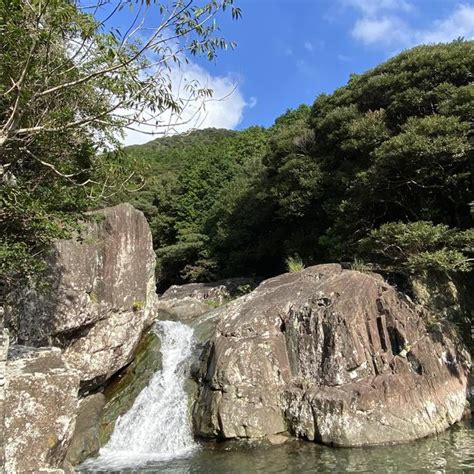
4;345;80;473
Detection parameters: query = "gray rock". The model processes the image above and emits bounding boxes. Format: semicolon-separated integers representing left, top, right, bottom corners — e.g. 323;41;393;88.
0;329;9;469
193;264;470;446
65;393;105;467
158;297;211;324
5;203;159;384
4;346;80;473
158;278;258;325
162;278;257;304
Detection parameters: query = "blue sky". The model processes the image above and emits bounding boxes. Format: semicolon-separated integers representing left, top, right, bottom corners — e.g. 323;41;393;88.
115;0;474;144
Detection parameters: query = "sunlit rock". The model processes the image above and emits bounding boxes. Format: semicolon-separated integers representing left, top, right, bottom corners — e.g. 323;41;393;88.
5;203;159;385
4;346;79;473
193;264;470;446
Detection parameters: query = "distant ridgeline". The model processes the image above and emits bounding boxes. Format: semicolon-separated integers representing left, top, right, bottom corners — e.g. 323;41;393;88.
119;41;473;293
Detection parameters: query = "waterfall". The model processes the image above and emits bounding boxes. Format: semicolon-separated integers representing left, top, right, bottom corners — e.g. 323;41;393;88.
81;321;197;470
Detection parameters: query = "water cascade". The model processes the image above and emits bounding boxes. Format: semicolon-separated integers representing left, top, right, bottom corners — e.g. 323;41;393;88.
81;320;197;470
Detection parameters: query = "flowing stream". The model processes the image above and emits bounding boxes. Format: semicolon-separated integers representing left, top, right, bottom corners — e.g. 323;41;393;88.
81;320;197;471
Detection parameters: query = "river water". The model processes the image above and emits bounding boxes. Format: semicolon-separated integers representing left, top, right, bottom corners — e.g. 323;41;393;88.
80;421;473;473
79;320;474;473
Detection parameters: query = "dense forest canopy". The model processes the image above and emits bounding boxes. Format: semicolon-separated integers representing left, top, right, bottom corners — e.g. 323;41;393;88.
118;40;473;290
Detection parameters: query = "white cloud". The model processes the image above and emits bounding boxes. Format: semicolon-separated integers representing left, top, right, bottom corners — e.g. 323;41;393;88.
122;61;247;146
304;41;314;52
352;15;410;46
342;0;413;16
345;2;474;49
248;96;258;109
337;53;352;62
416;4;474;43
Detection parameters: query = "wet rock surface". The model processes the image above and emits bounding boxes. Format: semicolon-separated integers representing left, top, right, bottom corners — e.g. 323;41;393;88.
193;264;470;446
65;393;105;467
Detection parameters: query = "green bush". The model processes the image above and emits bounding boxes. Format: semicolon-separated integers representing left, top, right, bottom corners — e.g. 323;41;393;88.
358;221;473;273
286;254;305;273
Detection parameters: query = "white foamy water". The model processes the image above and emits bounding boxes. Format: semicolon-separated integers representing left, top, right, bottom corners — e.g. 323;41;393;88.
80;320;197;471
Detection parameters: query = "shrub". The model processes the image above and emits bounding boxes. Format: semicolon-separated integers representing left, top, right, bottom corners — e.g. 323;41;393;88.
351;258;372;273
358;221;473;274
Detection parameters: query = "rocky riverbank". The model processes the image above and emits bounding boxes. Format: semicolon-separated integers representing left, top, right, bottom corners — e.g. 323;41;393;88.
0;204;471;472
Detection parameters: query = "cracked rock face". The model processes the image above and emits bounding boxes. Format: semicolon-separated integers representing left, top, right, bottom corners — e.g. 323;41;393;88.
193;264;470;446
5;203;159;385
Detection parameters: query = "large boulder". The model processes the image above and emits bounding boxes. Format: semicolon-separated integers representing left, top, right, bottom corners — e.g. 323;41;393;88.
193;264;470;446
161;278;257;303
5;203;158;385
4;345;80;473
158;278;257;324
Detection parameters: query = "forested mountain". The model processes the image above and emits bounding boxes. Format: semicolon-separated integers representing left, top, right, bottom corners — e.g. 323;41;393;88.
120;41;473;290
118;127;269;288
2;35;471;293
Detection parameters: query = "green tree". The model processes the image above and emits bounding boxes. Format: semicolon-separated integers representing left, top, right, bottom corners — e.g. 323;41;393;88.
358;222;474;273
109;40;474;285
0;0;242;287
313;42;473;267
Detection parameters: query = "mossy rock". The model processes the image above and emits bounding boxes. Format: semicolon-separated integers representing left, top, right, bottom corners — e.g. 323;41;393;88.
98;329;162;445
412;271;474;354
66;393;106;466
